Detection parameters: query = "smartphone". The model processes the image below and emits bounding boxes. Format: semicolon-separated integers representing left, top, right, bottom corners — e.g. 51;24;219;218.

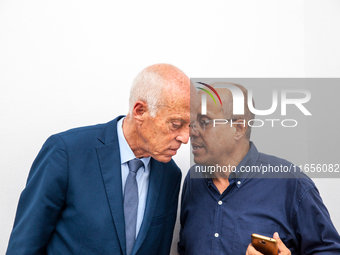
251;233;278;255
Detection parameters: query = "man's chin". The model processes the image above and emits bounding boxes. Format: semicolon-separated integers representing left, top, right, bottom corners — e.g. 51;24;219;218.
152;155;172;163
193;156;206;166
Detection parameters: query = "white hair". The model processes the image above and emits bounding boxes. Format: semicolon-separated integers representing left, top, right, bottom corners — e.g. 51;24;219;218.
129;68;167;117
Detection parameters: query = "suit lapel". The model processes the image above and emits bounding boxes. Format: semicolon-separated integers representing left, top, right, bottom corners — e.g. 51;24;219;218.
96;116;126;255
132;159;163;255
95;116;164;255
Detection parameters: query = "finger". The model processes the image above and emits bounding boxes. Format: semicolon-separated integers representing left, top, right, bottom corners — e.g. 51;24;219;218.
273;232;291;255
245;244;250;255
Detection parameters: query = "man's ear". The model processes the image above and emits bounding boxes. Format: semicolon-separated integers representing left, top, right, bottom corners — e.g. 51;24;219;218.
233;119;247;141
133;101;148;125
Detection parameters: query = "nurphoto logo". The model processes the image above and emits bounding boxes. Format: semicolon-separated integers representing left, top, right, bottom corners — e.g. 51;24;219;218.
196;82;312;128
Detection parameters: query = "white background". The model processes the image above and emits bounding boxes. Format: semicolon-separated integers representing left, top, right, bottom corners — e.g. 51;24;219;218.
1;0;339;253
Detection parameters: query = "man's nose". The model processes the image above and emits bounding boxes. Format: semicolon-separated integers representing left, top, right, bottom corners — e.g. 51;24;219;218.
176;126;190;144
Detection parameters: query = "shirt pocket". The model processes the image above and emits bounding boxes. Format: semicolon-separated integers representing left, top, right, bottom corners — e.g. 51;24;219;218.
232;219;280;255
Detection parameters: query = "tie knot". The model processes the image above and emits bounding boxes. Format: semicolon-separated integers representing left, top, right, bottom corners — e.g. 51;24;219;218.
128;158;143;174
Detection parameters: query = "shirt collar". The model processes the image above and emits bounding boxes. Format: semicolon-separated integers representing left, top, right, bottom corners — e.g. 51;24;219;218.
229;141;259;185
117;117;151;170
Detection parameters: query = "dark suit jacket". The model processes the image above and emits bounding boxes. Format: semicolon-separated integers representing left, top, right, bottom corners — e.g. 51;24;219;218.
7;116;182;255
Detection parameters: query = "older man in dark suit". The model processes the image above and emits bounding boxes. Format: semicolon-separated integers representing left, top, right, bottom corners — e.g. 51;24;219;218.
7;64;191;255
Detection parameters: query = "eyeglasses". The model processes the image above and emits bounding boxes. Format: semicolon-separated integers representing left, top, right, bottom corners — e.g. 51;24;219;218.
189;119;239;131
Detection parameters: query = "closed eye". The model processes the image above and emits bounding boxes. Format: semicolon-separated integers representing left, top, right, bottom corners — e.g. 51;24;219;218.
171;122;182;129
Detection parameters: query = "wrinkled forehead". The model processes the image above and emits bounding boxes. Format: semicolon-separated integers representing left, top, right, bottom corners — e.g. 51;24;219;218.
163;82;190;106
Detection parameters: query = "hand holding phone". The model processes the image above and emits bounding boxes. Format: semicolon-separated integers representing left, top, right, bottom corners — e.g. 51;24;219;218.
251;233;278;255
247;232;291;255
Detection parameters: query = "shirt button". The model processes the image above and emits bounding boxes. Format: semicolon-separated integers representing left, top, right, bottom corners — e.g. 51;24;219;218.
237;181;241;185
218;201;223;205
214;233;219;238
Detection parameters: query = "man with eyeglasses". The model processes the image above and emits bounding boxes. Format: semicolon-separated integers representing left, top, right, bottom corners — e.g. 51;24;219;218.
178;83;340;255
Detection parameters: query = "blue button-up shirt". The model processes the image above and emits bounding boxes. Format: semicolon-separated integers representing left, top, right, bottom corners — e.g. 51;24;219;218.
178;142;340;255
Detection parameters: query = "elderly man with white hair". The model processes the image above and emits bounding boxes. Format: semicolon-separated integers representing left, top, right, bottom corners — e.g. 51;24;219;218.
7;64;191;255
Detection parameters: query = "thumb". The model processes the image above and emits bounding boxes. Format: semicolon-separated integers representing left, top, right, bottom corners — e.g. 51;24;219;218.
273;232;290;254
